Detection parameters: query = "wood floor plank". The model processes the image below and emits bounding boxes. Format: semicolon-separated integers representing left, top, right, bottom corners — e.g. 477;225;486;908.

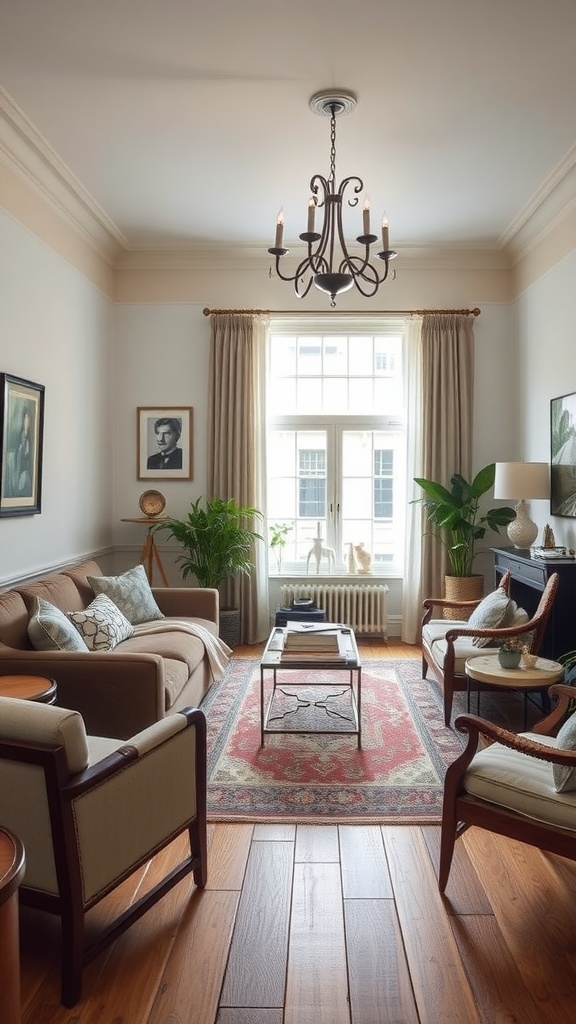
219;839;293;1007
384;826;482;1024
345;898;419;1023
463;830;576;1011
295;823;339;862
421;825;493;915
148;889;240;1024
284;862;349;1024
217;1011;283;1024
450;914;548;1024
253;823;296;841
339;824;392;898
206;822;254;890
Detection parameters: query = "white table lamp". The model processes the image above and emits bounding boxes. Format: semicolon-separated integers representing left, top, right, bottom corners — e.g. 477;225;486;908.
493;462;549;549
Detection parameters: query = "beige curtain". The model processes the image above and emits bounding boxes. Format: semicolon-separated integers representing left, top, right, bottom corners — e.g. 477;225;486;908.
402;313;475;640
418;313;475;605
207;313;270;643
401;316;424;643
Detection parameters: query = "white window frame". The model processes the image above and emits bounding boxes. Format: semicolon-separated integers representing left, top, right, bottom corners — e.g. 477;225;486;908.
266;316;407;577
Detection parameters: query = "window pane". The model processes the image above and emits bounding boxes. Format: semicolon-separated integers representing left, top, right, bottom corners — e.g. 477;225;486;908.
323;377;348;413
323;336;347;375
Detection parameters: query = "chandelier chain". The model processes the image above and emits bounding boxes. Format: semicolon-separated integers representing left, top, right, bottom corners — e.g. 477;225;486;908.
329;107;337;188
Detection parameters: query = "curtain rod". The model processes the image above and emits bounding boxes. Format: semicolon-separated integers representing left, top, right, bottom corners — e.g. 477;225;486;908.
202;306;481;317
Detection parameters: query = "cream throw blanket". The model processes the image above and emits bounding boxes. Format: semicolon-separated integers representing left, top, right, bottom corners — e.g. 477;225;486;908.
132;619;232;681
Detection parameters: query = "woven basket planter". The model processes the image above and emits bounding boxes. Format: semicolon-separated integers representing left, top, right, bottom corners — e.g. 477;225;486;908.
443;575;484;620
219;608;241;648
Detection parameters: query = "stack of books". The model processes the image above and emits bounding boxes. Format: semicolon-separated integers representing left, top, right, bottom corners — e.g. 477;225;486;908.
280;632;345;662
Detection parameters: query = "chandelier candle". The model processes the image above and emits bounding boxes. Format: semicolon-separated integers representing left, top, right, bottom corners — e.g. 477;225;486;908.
274;210;284;249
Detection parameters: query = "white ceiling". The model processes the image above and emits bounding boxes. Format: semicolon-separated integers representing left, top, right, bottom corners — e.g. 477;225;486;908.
1;0;576;253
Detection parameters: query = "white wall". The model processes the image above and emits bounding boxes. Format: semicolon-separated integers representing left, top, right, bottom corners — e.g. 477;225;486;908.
0;211;112;584
516;249;576;550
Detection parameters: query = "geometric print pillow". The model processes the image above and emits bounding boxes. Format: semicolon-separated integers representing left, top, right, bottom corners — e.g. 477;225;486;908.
87;564;164;625
68;594;134;651
27;596;90;652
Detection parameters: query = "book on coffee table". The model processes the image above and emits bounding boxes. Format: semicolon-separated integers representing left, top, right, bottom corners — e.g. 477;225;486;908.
280;631;345;661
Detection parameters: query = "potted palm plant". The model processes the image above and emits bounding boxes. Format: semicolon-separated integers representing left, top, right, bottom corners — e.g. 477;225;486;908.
413;463;515;612
153;497;264;646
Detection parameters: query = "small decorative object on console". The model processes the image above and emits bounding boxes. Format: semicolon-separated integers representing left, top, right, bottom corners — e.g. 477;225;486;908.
139;490;166;517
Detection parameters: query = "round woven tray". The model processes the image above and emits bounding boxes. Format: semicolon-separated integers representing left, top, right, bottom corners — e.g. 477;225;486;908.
139;490;166;517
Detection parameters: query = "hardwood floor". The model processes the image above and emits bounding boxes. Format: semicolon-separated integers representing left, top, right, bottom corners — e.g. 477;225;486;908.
17;639;576;1023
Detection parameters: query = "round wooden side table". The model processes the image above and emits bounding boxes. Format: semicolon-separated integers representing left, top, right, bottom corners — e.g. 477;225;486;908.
0;828;26;1024
465;654;564;729
0;675;57;704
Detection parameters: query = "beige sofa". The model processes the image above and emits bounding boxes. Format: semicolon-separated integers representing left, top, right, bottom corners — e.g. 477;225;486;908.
0;558;221;738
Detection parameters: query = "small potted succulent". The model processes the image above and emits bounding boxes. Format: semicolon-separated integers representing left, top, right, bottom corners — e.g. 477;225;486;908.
498;636;523;669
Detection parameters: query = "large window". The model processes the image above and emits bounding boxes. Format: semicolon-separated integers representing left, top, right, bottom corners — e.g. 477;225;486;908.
266;320;406;574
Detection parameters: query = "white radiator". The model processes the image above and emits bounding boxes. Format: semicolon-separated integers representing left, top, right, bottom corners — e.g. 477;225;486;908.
280;583;389;637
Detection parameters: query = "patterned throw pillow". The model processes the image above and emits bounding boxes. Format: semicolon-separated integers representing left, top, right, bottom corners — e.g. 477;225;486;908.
87;564;164;625
68;594;134;651
28;597;89;652
553;715;576;793
468;586;512;648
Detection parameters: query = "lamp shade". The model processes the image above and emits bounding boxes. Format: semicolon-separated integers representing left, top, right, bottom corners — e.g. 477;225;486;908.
493;462;549;501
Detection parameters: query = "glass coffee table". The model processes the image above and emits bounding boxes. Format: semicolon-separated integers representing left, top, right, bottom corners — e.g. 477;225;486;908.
260;624;362;747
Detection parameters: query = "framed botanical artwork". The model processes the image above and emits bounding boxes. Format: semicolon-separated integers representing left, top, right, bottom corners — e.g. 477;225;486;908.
550;391;576;516
0;373;45;517
137;406;193;480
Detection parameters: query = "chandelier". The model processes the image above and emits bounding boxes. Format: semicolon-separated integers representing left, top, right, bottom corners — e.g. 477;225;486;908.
268;90;397;307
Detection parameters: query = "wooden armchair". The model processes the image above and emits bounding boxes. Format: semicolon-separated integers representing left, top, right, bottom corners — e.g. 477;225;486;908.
421;570;559;725
439;682;576;892
0;697;207;1006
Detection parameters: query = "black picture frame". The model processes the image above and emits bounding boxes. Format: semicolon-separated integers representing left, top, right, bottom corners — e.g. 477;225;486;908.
550;390;576;517
137;406;193;480
0;373;45;516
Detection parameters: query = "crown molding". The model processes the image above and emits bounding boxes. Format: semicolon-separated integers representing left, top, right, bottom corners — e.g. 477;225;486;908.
0;87;125;264
115;240;511;273
501;143;576;265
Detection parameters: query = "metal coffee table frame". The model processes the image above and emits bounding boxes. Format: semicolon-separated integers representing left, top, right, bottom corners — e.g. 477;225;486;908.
260;625;362;747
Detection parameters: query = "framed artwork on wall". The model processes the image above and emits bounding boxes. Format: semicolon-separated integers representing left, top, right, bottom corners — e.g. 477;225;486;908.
550;391;576;517
0;373;45;517
137;406;193;480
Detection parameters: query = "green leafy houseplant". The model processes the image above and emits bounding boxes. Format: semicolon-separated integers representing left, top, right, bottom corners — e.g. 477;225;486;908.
269;522;292;573
154;497;264;588
413;463;516;577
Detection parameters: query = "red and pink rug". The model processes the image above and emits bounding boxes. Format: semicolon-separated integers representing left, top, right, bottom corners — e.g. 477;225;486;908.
202;657;472;823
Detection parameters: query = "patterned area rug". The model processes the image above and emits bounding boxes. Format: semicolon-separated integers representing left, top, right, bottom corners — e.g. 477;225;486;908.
202;655;531;824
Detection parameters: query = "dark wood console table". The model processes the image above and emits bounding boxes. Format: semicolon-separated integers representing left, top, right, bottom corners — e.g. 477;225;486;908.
492;547;576;661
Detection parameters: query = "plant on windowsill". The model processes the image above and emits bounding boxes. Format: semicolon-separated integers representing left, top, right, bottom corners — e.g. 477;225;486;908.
269;522;292;573
153;497;264;647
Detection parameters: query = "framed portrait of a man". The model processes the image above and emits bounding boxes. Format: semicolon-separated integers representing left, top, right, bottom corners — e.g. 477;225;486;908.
137;406;193;480
0;373;45;516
